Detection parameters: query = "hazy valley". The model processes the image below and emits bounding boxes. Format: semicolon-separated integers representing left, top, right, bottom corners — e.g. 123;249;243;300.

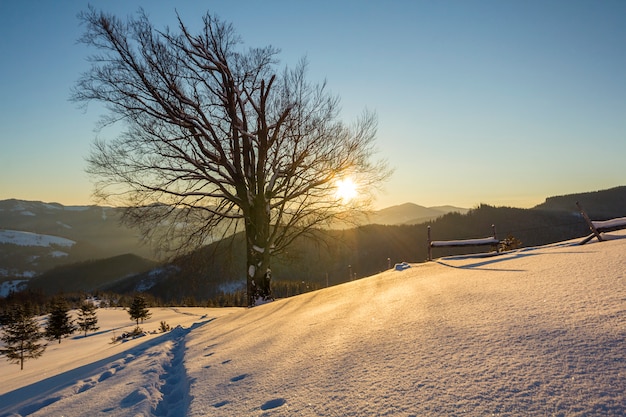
1;186;625;306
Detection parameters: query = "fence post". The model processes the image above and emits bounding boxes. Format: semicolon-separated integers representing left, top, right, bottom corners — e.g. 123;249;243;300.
492;224;499;253
427;226;432;261
576;201;603;243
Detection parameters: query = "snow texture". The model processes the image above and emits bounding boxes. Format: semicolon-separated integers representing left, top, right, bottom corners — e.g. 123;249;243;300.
0;230;75;248
218;281;245;294
0;280;27;297
1;231;626;416
0;270;35;279
63;206;90;212
592;216;626;229
430;236;499;247
394;262;411;271
56;221;72;229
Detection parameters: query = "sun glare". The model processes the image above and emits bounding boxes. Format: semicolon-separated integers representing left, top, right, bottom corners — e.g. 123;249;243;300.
335;177;358;203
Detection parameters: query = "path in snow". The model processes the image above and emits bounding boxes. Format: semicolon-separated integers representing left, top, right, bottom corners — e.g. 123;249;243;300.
0;308;235;417
0;321;212;417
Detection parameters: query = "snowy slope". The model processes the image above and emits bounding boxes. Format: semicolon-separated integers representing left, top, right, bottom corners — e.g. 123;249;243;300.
1;231;625;416
0;308;240;417
0;280;28;297
0;230;75;248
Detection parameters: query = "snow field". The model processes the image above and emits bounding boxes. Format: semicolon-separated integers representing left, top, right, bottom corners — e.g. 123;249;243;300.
182;234;626;416
0;230;75;248
1;231;625;416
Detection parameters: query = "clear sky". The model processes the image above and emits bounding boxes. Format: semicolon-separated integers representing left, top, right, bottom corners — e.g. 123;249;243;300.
1;1;625;209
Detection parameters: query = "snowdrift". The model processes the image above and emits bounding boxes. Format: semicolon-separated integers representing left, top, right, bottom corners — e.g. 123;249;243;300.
1;231;625;416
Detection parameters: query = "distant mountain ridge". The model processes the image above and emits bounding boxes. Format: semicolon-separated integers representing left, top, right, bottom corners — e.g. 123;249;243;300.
0;199;467;292
0;199;152;256
366;203;468;225
0;199;154;280
2;185;626;304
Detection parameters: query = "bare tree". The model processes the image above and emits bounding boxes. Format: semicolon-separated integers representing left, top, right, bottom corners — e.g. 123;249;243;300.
73;7;390;306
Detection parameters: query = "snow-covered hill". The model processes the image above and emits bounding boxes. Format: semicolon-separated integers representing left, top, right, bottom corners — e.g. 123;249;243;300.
0;280;28;297
1;231;625;416
0;199;154;280
0;230;75;248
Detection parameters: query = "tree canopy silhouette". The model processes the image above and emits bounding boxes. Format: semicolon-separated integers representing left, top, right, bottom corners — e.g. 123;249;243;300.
73;7;389;306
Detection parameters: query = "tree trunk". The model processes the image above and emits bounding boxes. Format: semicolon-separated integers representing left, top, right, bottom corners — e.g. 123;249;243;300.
245;196;273;307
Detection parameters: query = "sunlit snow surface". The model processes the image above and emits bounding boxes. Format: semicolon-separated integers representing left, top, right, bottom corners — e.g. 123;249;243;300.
1;231;625;416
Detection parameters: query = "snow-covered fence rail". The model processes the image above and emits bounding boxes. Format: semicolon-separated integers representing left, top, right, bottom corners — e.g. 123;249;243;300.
427;225;500;261
576;201;626;244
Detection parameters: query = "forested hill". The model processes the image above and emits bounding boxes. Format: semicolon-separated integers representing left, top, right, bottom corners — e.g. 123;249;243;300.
104;196;621;304
0;199;462;281
533;185;626;217
4;185;626;305
27;254;158;295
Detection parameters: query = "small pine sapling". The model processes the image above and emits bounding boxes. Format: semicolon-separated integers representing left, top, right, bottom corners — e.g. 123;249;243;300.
0;305;46;370
45;297;76;344
128;295;152;329
77;301;99;337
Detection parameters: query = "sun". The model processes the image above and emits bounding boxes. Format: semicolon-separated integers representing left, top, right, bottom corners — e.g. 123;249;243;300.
335;177;358;203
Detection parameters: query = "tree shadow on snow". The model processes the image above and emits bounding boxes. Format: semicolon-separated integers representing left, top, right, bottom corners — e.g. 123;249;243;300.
435;251;538;271
435;240;602;271
70;325;127;340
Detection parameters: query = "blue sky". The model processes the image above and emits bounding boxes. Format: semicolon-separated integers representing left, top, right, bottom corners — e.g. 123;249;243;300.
1;0;624;209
